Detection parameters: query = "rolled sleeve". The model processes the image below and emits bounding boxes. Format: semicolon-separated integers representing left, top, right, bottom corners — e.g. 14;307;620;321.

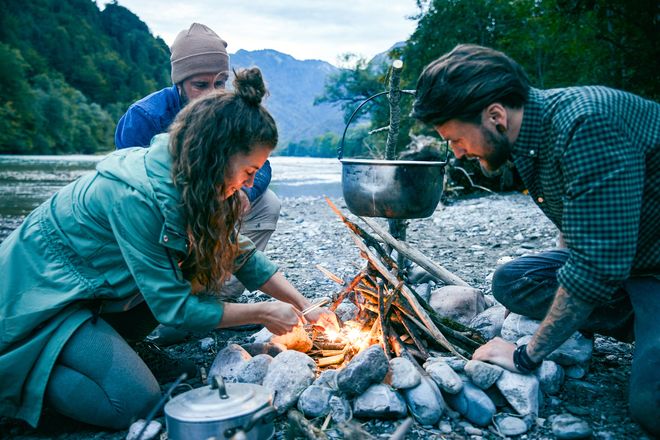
557;115;644;303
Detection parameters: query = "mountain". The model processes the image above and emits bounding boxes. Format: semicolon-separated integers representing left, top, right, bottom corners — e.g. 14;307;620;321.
230;49;345;148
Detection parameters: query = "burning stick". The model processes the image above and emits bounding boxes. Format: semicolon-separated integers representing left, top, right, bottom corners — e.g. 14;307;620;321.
329;271;365;312
349;229;466;359
318;353;345;367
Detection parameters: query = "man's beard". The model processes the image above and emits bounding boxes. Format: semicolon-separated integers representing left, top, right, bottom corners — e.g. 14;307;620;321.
477;126;512;177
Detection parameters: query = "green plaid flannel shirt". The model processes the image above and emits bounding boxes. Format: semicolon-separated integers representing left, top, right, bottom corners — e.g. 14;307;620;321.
512;87;660;304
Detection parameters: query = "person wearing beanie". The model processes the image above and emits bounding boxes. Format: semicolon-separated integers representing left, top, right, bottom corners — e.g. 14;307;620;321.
114;24;282;341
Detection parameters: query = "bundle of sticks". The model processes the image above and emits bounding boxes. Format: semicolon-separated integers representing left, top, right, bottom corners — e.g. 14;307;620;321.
310;199;485;369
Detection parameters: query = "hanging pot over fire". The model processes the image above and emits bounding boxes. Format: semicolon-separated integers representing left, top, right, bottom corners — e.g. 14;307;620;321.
338;81;447;219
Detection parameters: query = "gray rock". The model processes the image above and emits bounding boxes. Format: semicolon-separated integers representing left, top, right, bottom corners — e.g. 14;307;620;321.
329;395;352;423
262;350;316;414
297;385;334;418
535;360;564;395
408;264;440;285
353;384;407;419
425;358;463;394
495;415;529;436
468;305;506;340
415;282;434;303
464;360;503;390
501;313;540;341
565;363;589;379
496;370;540;416
208;344;252;383
551;413;592;439
547;334;593;367
439;421;453;434
504;314;594;366
199;337;215;351
336;344;389;396
240;342;286;357
403;375;445;426
126;419;161;440
250;327;274;344
462;424;483;436
443;379;496;427
388;357;421;389
429;286;486;326
335;301;359;322
314;369;338;390
237;354;272;385
427;352;467;371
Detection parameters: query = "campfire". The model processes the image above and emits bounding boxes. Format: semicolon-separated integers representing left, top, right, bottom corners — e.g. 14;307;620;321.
306;199;485;371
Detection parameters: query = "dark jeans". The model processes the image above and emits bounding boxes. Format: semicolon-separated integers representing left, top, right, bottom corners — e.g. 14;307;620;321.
492;249;660;435
45;302;161;429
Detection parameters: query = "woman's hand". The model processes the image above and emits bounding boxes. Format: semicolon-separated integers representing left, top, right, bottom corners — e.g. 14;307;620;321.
305;307;340;332
261;301;305;336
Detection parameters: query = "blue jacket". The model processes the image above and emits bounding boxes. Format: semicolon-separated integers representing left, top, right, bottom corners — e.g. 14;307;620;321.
115;86;272;201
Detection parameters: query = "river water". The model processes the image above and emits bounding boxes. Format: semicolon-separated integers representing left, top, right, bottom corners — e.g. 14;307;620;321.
0;154;342;241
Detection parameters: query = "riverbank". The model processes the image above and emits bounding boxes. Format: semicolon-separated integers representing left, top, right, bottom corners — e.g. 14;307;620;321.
0;193;650;439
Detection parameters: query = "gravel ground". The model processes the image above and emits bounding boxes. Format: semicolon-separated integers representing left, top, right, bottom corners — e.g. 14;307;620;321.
0;193;652;439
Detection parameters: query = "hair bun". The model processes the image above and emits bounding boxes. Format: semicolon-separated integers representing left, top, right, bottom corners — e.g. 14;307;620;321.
233;67;268;105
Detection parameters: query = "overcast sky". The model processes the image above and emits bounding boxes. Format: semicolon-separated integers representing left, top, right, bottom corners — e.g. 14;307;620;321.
100;0;421;66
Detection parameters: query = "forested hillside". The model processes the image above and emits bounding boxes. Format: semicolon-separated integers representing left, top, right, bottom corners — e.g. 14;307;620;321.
0;0;170;154
321;0;660;158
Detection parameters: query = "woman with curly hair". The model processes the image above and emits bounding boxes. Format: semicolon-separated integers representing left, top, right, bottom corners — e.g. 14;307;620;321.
0;68;335;430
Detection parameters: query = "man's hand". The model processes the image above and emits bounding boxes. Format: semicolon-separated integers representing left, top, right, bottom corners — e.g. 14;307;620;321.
237;189;251;216
472;337;520;372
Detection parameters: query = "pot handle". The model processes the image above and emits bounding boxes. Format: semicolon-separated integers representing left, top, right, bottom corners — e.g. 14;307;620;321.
337;89;416;160
210;375;229;400
224;406;277;438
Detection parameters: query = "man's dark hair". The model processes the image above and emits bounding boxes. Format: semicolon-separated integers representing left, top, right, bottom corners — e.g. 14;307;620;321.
412;44;531;126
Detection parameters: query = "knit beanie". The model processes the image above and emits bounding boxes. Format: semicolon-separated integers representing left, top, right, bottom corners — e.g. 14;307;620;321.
170;23;229;84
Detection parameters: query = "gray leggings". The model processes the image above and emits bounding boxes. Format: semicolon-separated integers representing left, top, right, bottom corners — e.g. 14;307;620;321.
44;316;161;429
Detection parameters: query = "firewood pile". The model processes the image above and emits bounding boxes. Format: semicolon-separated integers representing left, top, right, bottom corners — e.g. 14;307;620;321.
307;199;486;370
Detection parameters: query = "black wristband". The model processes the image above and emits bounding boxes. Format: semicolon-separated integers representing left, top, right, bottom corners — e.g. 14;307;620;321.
513;344;542;374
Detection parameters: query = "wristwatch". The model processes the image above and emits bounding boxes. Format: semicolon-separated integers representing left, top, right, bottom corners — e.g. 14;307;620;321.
513;344;542;374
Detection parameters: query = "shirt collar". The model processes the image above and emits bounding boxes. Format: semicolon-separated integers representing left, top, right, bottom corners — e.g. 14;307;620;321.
513;87;545;159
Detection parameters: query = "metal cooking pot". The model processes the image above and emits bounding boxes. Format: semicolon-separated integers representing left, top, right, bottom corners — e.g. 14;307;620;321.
341;158;445;218
165;376;276;440
338;90;447;219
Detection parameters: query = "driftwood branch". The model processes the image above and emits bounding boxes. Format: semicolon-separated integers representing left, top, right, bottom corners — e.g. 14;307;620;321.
288;409;328;440
359;216;470;287
315;264;345;285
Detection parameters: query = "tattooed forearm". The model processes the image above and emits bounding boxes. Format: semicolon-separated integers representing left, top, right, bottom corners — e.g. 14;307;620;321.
527;286;595;362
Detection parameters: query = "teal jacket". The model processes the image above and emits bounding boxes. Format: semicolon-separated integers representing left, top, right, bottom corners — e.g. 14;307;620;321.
0;134;278;426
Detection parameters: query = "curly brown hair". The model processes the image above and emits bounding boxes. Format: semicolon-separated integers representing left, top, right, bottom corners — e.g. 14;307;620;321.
168;67;277;291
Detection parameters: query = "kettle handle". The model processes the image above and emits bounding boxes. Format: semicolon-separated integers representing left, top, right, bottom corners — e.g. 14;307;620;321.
210;375;229;400
224;406;277;438
337;89;416;160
